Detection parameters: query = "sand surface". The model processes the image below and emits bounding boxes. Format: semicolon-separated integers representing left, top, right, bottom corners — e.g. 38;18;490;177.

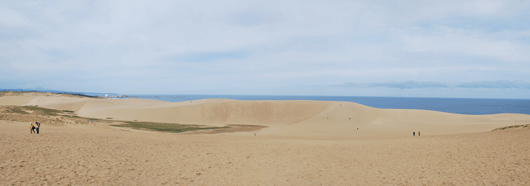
1;121;530;185
1;93;530;185
2;94;530;138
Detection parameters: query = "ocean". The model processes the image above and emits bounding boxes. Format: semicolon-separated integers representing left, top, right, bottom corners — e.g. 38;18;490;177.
89;94;530;115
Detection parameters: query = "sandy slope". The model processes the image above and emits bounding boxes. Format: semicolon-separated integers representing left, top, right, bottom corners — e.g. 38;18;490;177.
1;94;529;138
1;121;529;185
1;94;530;185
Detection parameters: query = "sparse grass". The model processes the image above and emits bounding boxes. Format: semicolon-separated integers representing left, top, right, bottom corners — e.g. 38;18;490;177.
2;106;63;115
1;105;232;134
112;121;228;133
3;107;28;114
2;105;79;117
21;106;62;115
0;105;94;125
493;124;530;131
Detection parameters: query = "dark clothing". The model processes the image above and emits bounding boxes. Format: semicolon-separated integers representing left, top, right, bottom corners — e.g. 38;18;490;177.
36;123;40;134
413;132;415;136
31;127;35;134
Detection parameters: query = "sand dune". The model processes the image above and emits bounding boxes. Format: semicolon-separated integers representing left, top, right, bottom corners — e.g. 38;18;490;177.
1;94;529;138
1;121;529;185
2;93;530;185
0;95;37;105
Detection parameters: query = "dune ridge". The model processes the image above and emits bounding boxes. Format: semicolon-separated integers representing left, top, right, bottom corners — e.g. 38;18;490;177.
1;94;529;137
2;93;530;185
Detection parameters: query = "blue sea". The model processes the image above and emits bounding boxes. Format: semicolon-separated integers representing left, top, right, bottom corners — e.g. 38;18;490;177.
3;89;528;115
91;94;530;115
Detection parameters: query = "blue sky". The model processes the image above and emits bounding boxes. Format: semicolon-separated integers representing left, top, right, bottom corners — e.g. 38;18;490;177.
1;0;529;98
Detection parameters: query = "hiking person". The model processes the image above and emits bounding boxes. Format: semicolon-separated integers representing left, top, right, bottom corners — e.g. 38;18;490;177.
418;131;420;136
413;131;415;136
30;122;35;134
35;122;40;134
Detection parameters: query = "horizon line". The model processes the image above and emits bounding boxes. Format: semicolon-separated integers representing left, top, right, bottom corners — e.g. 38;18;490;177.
2;89;529;100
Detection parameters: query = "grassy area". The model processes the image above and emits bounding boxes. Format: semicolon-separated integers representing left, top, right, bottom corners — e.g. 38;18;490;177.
21;106;65;115
493;124;530;131
112;121;228;133
0;105;95;125
3;107;29;114
2;106;78;116
1;105;231;133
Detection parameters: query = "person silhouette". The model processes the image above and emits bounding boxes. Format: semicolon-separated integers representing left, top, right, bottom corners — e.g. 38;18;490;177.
35;122;40;134
413;131;415;136
30;122;35;134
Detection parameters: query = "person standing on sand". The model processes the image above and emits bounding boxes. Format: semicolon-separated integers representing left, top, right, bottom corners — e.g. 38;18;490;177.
35;122;40;134
413;131;415;136
30;122;35;134
418;131;420;136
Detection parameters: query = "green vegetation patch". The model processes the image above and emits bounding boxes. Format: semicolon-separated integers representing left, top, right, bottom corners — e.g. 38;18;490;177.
112;121;228;133
493;124;530;131
1;105;74;116
3;106;29;114
1;105;230;134
21;106;63;115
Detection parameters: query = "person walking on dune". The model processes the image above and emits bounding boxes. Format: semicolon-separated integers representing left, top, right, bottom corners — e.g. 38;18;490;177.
418;131;420;136
413;131;415;136
35;122;40;134
30;122;35;134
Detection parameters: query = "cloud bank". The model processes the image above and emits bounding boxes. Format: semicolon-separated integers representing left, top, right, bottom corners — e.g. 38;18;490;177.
0;0;529;98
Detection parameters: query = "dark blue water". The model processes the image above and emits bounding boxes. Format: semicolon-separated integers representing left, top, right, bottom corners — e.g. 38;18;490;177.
95;94;530;115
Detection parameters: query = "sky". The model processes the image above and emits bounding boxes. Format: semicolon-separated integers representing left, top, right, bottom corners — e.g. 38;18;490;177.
1;0;529;98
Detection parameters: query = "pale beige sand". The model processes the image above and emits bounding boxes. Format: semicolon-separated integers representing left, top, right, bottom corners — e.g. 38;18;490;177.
1;121;529;185
1;94;530;185
1;94;530;137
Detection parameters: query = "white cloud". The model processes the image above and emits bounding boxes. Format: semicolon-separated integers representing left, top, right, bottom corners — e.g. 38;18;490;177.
399;25;530;62
0;0;529;97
